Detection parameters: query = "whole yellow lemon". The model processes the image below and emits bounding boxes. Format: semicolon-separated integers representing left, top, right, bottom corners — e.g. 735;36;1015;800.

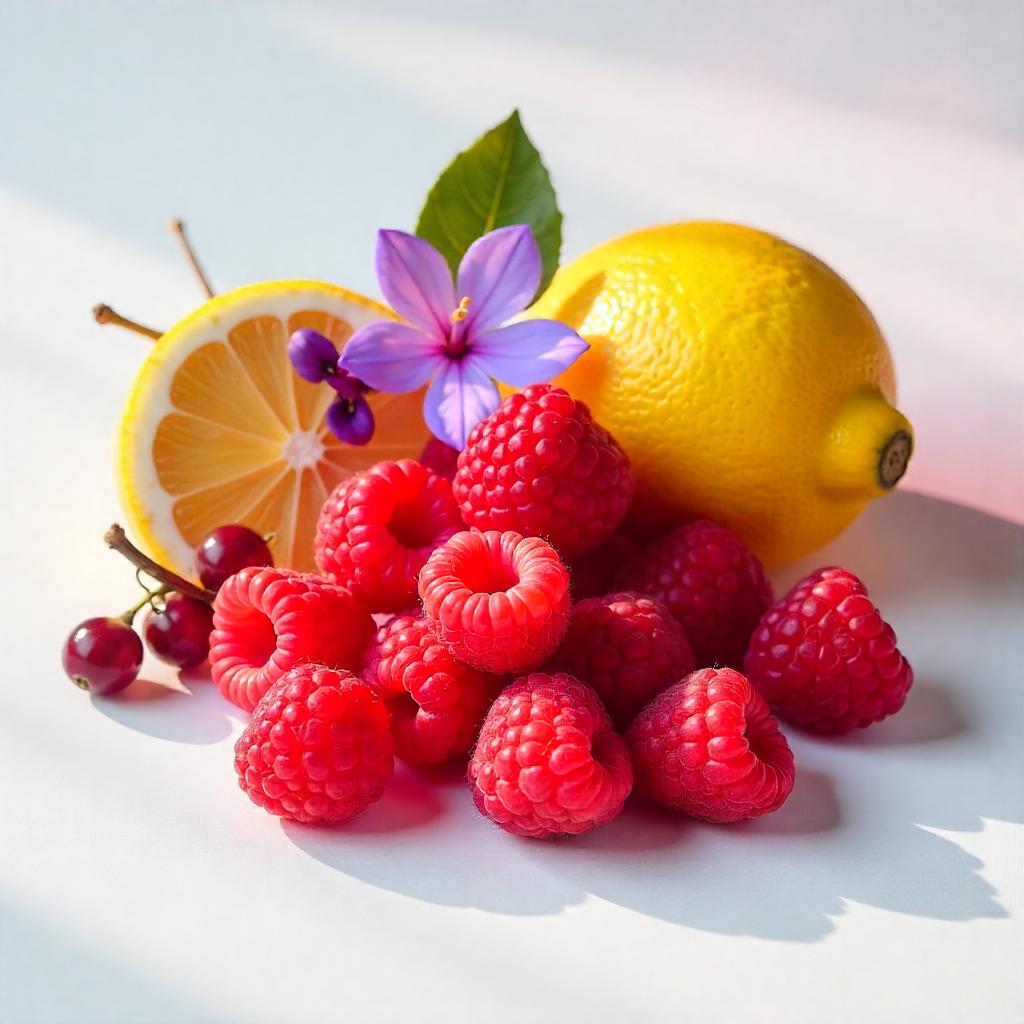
532;222;913;566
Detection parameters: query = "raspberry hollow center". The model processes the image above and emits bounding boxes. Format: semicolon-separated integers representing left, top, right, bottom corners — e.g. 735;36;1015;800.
232;607;277;669
457;553;519;594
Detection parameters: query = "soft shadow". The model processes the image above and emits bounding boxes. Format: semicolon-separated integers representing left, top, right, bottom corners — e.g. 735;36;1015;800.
0;899;219;1023
839;680;970;747
774;489;1024;604
740;768;841;836
91;671;236;745
284;773;581;916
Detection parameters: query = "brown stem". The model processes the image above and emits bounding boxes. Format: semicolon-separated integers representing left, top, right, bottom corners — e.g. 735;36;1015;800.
104;524;215;604
168;218;215;299
92;303;162;340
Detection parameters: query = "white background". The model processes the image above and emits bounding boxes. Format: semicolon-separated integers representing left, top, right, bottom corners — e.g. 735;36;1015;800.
1;2;1022;1022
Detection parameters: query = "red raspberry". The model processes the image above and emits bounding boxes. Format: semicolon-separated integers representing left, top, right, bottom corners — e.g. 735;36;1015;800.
419;437;460;481
418;530;570;674
744;567;913;733
363;613;500;765
568;532;641;600
315;459;462;613
453;384;634;558
548;591;695;729
209;566;373;712
468;672;633;838
618;519;772;668
234;663;393;824
627;667;795;822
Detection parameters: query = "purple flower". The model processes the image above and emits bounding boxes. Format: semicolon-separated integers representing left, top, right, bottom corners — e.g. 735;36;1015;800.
326;393;375;446
339;226;588;449
289;328;343;384
288;328;375;446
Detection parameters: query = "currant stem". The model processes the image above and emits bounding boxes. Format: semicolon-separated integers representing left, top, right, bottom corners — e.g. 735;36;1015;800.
92;304;162;340
119;585;169;625
168;218;215;299
104;524;216;604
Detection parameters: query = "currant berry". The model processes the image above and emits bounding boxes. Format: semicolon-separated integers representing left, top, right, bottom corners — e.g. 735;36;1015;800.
143;593;214;668
194;525;273;590
62;617;143;695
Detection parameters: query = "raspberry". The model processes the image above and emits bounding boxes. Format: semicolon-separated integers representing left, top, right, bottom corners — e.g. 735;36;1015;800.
314;459;462;612
418;530;570;674
568;532;641;600
468;673;633;838
419;437;460;481
209;566;373;712
548;591;695;729
744;567;913;733
363;614;500;765
453;384;634;558
618;519;772;668
234;663;393;824
626;667;795;822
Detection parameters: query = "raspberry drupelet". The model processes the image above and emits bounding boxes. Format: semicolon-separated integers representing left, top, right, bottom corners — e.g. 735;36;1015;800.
547;591;695;730
618;518;772;668
418;530;570;674
419;437;461;481
453;384;635;559
209;566;374;712
744;566;913;733
468;672;633;838
315;459;463;613
234;664;393;824
363;613;501;765
627;667;795;822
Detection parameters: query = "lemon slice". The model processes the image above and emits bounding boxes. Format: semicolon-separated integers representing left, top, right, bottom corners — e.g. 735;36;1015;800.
118;280;430;575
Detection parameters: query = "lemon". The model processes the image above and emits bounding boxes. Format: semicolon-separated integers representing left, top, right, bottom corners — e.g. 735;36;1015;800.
532;222;913;566
118;280;430;575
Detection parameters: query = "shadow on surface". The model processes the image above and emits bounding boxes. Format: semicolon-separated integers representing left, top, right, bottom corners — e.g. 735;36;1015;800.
91;666;239;745
0;900;220;1024
284;764;581;916
839;679;970;747
287;491;1020;941
773;489;1024;604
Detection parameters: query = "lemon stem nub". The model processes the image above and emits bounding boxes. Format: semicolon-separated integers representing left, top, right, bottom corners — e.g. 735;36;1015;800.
878;430;913;489
168;217;215;299
819;391;914;499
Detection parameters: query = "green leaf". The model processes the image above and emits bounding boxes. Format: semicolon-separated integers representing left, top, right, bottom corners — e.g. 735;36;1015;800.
416;110;562;297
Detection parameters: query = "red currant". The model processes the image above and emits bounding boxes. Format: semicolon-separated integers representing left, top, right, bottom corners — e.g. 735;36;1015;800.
143;593;214;668
194;524;273;590
62;617;143;695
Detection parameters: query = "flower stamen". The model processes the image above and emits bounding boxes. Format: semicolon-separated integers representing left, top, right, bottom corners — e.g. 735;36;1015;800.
451;296;472;323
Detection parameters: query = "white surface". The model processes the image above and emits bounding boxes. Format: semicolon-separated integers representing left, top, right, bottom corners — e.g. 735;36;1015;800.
1;2;1023;1022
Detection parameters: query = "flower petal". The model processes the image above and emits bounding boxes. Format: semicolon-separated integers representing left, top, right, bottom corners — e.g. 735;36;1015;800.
423;357;500;449
288;329;339;383
340;321;446;393
376;229;455;335
472;319;589;387
457;225;541;333
327;395;375;446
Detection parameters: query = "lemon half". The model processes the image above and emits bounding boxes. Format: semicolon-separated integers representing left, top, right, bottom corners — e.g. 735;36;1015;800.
118;280;430;575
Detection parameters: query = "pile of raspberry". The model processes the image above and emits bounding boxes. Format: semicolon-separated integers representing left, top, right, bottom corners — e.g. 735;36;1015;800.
214;384;913;837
